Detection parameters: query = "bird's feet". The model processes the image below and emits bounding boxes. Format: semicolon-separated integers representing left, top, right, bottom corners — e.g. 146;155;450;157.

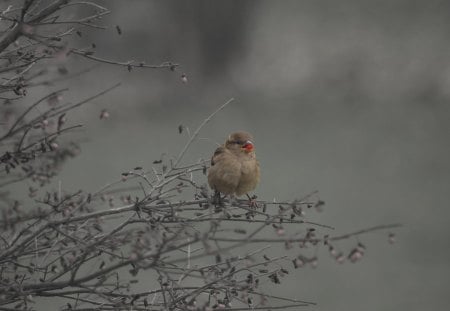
246;194;259;209
212;191;225;212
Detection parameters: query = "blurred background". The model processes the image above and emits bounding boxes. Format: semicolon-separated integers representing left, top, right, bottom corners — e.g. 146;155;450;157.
39;0;450;310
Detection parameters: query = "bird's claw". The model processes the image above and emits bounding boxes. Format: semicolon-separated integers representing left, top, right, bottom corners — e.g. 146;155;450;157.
250;200;259;209
212;191;225;211
246;194;259;209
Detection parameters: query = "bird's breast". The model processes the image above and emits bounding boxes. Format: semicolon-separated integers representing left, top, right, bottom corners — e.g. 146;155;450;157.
235;158;260;196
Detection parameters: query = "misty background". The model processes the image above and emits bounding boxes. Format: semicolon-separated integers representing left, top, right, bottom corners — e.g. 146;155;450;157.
33;1;450;310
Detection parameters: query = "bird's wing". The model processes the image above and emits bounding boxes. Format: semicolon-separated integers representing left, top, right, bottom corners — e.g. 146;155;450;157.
208;146;242;195
210;146;226;166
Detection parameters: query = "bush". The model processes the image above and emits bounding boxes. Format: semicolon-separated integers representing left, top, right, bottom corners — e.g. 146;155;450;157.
0;2;399;310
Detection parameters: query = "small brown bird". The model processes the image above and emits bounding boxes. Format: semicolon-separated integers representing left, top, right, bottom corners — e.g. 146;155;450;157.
208;131;260;198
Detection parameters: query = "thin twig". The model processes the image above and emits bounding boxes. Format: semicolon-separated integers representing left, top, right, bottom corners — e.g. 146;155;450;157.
172;98;234;169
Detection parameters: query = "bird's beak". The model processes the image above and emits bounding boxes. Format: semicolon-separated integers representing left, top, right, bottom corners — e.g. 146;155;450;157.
242;141;254;153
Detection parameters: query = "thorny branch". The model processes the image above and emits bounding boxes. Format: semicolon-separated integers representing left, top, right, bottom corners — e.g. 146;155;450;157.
0;0;178;99
0;0;178;189
0;98;401;310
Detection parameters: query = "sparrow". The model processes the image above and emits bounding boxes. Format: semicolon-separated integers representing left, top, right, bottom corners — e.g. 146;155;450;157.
207;131;260;198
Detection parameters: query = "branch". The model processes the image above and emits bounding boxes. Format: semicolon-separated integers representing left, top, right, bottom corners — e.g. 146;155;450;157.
0;0;69;53
71;49;179;70
210;223;403;243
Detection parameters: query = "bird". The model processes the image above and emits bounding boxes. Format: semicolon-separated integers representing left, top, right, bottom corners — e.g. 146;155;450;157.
207;131;260;201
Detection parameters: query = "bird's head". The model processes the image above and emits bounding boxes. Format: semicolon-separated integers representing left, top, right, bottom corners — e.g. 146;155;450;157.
225;131;255;154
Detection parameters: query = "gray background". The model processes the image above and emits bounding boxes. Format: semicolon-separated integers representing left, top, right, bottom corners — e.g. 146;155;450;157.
44;1;450;310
